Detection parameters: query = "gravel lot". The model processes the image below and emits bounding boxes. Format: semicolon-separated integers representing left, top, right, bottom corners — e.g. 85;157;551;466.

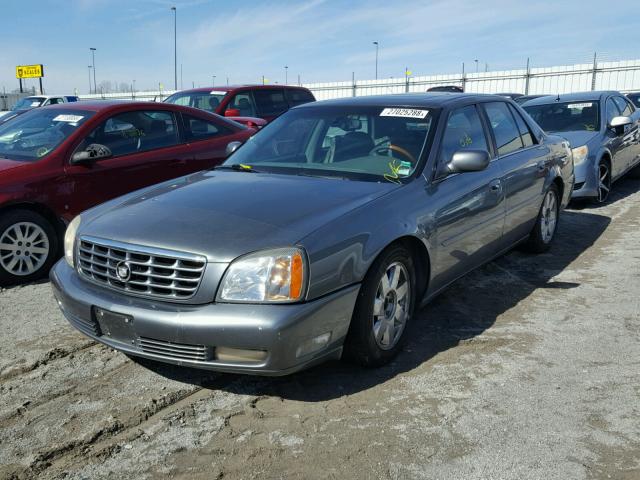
1;177;639;480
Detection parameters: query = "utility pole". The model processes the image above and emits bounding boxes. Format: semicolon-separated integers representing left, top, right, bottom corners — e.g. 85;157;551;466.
171;6;177;90
88;66;92;94
90;48;97;94
373;41;379;80
212;75;216;86
591;52;598;91
284;66;288;85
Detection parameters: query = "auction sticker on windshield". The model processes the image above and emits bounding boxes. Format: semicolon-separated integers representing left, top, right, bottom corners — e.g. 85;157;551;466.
53;114;84;123
380;108;429;119
567;103;593;109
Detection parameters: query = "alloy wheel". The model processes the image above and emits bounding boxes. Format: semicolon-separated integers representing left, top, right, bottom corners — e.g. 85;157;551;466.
0;222;50;276
372;262;411;350
597;162;611;203
540;190;558;243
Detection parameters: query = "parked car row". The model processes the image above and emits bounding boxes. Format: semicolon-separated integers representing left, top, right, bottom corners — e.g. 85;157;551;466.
2;82;639;376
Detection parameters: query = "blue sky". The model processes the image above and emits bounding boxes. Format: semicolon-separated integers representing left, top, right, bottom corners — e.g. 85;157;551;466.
2;0;639;94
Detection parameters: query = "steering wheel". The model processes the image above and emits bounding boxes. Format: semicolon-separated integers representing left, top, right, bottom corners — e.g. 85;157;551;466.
369;143;417;165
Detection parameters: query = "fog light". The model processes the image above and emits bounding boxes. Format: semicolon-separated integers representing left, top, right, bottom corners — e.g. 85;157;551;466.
215;347;268;364
296;332;331;358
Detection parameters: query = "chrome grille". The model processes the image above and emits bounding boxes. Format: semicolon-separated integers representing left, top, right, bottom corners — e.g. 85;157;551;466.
77;237;206;300
138;337;210;362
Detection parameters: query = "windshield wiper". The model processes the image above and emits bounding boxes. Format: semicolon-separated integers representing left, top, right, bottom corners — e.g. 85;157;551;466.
214;163;259;173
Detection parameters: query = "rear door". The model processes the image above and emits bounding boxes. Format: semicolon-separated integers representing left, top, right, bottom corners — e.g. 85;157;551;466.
430;104;506;291
252;88;289;121
64;108;190;216
481;101;547;245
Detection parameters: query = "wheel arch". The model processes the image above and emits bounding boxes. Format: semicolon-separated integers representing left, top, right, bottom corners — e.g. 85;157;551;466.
0;202;66;244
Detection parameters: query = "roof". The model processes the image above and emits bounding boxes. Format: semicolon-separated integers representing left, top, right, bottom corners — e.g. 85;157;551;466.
297;92;511;109
39;100;149;112
522;90;619;107
170;84;311;94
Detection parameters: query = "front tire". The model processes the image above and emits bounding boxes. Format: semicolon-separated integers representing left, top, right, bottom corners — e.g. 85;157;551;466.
344;245;416;367
593;159;611;204
0;210;59;287
523;184;560;253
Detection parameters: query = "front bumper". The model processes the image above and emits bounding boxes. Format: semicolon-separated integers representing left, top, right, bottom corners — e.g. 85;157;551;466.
571;158;598;199
50;260;360;376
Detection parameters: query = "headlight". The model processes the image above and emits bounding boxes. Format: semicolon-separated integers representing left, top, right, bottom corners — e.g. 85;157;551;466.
218;247;306;303
64;215;81;268
571;145;589;166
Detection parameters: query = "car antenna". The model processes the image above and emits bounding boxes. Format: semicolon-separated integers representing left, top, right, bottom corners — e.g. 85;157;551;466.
555;93;560;102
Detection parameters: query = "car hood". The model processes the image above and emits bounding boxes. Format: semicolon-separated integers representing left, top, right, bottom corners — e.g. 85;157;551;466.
82;170;400;262
0;158;30;173
554;130;599;148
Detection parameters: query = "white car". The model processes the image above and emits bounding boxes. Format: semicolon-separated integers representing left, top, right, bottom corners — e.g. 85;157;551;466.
0;95;79;125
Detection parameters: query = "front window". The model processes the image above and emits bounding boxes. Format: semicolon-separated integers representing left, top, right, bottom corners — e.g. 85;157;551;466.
223;106;437;183
164;90;228;113
0;108;94;161
12;97;46;111
628;93;640;108
523;101;600;133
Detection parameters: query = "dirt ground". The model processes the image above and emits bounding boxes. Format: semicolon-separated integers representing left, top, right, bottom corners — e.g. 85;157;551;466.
1;177;639;480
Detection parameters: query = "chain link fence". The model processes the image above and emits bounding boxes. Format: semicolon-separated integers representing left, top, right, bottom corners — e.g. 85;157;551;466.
77;57;640;103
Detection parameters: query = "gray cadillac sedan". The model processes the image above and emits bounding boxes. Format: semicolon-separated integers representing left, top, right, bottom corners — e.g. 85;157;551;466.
51;94;574;375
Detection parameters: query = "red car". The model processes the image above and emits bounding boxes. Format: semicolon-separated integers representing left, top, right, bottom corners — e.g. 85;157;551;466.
163;84;316;123
0;101;254;285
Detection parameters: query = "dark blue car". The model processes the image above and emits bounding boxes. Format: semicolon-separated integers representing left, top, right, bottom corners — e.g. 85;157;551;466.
523;91;640;203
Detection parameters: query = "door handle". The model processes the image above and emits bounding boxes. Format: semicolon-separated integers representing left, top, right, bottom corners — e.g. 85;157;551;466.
489;180;502;193
536;160;546;171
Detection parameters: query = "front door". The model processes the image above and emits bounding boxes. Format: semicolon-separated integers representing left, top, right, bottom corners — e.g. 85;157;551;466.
64;109;190;217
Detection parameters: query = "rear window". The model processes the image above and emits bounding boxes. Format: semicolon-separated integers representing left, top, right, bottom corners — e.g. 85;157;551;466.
286;89;315;106
164;90;228;113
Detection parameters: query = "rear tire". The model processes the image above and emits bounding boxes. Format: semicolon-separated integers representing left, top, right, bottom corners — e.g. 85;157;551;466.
0;210;59;287
344;245;416;367
523;184;560;254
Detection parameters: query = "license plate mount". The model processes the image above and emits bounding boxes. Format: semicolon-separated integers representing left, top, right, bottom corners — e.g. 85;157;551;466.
93;307;135;344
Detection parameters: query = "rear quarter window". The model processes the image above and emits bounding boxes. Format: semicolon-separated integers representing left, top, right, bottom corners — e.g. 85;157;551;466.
286;89;315;106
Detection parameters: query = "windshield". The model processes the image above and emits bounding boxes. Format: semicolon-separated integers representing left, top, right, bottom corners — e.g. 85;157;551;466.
223;106;436;182
523;101;600;132
12;97;46;111
164;90;228;113
0;108;94;161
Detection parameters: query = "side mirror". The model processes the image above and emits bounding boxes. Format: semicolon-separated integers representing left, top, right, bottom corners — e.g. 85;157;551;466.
609;116;632;134
225;141;243;156
71;143;112;164
225;108;241;117
447;149;490;174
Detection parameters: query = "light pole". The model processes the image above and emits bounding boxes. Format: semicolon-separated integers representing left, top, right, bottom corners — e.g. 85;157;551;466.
132;79;136;98
87;66;92;94
171;6;177;90
212;75;216;86
90;48;97;94
474;59;478;73
373;41;379;80
284;66;288;85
